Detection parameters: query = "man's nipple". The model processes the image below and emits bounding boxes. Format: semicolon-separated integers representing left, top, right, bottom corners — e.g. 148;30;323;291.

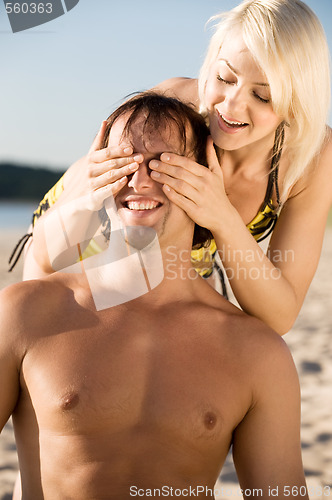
60;392;80;411
204;411;217;430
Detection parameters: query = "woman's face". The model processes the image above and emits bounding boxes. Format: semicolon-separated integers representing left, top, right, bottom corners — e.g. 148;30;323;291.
205;34;282;152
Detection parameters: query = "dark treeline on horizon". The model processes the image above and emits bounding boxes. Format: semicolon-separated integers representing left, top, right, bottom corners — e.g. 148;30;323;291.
0;163;65;201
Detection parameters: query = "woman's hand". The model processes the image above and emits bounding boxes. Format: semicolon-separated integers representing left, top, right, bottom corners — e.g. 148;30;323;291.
61;121;143;211
149;137;230;233
30;122;144;273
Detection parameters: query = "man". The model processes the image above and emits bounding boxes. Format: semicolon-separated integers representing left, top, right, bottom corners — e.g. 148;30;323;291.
0;93;307;499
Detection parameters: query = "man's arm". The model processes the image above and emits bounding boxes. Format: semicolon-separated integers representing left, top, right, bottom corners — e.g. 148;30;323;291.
232;331;307;499
0;286;22;432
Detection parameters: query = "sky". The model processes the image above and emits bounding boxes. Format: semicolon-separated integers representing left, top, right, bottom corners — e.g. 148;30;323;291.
1;0;332;172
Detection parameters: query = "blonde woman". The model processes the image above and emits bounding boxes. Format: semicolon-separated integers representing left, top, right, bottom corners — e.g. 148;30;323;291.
20;0;331;335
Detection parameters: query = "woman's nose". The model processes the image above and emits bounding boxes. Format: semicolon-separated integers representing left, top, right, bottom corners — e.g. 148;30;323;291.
223;85;247;115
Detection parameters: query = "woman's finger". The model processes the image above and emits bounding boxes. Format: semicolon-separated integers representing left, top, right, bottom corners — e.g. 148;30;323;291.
89;155;143;178
150;165;211;194
90;162;139;189
157;153;207;177
88;121;108;154
89;144;134;164
162;185;197;217
90;177;129;208
151;171;200;203
149;160;208;191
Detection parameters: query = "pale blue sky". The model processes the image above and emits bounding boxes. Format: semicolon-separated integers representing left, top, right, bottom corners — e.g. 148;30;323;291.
1;0;331;171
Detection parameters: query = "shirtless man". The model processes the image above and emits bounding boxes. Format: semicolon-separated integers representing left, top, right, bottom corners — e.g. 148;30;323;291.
0;93;307;499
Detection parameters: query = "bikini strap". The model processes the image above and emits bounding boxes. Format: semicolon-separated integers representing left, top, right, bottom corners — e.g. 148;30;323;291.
8;232;32;272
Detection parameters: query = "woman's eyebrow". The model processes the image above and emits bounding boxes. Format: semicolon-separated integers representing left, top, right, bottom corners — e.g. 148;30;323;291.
218;58;239;75
218;58;270;87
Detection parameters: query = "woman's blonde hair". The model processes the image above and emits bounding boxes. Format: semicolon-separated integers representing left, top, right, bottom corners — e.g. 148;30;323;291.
198;0;331;201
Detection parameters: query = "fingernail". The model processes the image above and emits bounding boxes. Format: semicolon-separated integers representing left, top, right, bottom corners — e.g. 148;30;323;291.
161;154;170;162
120;177;127;183
151;171;160;178
150;160;159;169
164;185;171;192
123;147;132;154
133;154;142;162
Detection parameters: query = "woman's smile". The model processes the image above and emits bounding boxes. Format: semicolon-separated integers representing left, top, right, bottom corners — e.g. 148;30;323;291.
216;110;249;134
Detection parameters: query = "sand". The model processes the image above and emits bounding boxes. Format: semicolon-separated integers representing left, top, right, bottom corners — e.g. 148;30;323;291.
0;227;331;499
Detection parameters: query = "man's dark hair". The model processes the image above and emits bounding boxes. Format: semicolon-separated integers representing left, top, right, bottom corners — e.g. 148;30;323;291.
101;91;212;248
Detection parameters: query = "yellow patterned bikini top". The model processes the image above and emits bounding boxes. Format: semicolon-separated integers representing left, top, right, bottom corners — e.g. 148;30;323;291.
192;165;281;277
27;165;280;278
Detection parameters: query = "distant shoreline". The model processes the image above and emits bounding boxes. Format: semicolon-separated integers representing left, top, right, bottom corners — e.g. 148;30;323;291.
0;163;64;201
0;198;39;203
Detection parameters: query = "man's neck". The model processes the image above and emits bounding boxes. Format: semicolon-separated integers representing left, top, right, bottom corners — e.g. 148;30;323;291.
76;233;201;311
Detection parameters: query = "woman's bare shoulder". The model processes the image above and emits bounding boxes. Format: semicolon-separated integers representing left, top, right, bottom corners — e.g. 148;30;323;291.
152;77;199;108
288;126;332;200
320;126;332;165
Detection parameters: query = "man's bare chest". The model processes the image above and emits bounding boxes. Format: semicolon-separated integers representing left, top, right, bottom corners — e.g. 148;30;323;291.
19;315;249;452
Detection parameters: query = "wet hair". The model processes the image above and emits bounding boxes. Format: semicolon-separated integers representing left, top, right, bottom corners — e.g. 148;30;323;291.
198;0;330;201
100;91;212;248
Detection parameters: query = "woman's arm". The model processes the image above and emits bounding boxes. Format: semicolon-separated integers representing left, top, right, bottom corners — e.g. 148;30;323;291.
153;77;199;107
24;123;143;276
220;134;332;334
23;232;52;280
149;134;332;334
215;187;330;334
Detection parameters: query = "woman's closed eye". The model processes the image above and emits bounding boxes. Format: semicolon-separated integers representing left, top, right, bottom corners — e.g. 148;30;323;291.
216;74;235;85
253;92;270;104
217;73;271;104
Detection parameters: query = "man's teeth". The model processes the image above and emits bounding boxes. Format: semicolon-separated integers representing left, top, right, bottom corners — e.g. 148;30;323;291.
126;201;160;210
221;115;246;126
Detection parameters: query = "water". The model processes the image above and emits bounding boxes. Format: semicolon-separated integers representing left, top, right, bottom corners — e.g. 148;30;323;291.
0;201;38;230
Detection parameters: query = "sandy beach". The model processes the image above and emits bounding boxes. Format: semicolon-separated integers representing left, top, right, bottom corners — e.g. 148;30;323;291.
0;227;331;499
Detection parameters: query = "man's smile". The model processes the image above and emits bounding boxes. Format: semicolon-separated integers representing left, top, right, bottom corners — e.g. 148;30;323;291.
125;199;162;211
118;195;165;219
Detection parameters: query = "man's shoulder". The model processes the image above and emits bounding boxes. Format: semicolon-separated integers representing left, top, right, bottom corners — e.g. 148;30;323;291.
229;313;290;356
1;273;70;304
0;273;81;336
198;289;292;368
184;284;297;402
223;311;296;387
